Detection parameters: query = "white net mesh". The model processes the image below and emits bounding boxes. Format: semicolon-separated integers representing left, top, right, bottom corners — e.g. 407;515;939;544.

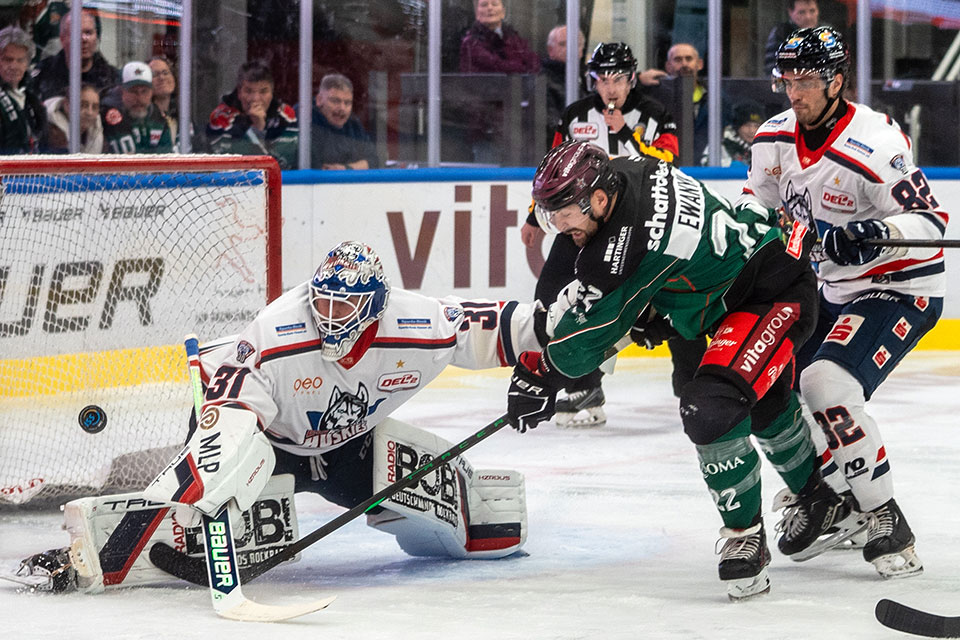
0;155;280;506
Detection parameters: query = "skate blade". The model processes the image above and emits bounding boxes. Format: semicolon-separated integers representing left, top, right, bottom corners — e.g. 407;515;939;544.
829;529;868;551
872;546;923;579
725;568;771;601
789;513;869;562
554;408;606;429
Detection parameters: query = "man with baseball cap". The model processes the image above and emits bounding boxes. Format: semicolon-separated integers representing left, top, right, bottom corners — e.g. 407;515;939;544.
101;61;172;153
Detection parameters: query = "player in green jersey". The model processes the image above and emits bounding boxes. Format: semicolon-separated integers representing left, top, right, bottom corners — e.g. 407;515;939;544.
508;141;865;600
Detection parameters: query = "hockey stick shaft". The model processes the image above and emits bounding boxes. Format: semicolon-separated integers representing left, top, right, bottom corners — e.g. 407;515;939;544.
242;412;511;582
184;335;334;621
184;335;250;612
863;238;960;248
243;335;633;583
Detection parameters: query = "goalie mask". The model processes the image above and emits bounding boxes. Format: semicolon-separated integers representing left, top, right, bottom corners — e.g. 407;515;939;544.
310;241;390;361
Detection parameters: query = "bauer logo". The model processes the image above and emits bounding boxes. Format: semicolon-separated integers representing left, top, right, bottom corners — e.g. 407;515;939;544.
98;202;166;219
378;370;421;392
17;206;83;223
205;519;238;592
825;314;863;345
275;322;306;337
571;122;599;140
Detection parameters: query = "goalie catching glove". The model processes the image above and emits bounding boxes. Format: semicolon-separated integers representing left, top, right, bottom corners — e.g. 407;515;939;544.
508;351;569;433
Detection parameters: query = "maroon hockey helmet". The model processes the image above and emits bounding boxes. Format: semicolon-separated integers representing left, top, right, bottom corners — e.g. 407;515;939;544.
531;141;618;233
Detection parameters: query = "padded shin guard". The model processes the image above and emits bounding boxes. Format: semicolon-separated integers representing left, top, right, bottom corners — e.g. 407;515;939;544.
696;423;763;530
368;418;526;558
754;392;817;495
800;359;893;512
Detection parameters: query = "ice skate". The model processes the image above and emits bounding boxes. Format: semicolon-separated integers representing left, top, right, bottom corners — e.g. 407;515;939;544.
2;548;77;593
717;522;771;601
774;477;866;562
554;386;606;428
863;499;922;579
822;491;868;551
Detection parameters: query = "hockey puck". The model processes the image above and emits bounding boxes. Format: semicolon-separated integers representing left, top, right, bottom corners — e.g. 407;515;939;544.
78;405;107;433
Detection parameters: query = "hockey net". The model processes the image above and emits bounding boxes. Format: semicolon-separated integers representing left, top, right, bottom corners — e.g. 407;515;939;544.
0;155;282;507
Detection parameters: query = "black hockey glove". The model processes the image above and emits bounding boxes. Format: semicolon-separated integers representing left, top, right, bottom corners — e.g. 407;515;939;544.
507;351;565;433
822;220;889;266
630;308;678;349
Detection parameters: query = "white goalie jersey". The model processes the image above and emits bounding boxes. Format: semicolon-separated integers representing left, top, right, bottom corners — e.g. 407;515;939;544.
738;102;949;304
197;284;540;456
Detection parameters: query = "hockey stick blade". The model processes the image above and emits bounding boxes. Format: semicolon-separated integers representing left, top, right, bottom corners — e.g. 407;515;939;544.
241;334;634;583
864;238;960;249
217;594;337;623
876;599;960;638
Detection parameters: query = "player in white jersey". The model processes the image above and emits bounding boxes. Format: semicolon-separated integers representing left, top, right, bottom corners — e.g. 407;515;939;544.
737;27;948;579
15;241;542;593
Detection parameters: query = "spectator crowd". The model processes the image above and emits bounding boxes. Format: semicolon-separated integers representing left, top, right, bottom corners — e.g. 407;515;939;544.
0;2;828;168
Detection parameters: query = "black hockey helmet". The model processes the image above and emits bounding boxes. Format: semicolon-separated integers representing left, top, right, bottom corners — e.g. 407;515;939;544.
586;42;637;89
772;26;849;92
531;141;619;233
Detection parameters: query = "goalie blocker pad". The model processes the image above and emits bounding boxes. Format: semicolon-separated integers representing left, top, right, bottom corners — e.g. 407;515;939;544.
143;405;275;517
367;418;527;558
63;474;298;592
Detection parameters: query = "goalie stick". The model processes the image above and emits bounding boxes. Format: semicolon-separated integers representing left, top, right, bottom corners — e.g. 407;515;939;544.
876;599;960;638
152;336;635;586
184;334;335;622
153;411;515;586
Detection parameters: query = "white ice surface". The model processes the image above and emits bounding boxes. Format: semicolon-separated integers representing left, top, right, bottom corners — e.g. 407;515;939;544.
2;354;959;639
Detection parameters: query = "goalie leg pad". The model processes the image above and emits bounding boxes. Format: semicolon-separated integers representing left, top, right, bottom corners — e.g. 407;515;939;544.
367;418;526;559
62;474;298;591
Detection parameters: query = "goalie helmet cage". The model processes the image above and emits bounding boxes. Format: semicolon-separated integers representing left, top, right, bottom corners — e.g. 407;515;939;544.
0;155;282;507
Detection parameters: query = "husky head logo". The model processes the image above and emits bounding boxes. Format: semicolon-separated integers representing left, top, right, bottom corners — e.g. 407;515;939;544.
319;382;369;431
783;180;816;238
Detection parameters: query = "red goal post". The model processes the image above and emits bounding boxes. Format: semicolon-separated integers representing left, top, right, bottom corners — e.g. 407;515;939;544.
0;155;282;506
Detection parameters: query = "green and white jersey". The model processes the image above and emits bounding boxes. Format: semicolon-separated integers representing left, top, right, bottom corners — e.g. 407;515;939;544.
548;156;783;378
